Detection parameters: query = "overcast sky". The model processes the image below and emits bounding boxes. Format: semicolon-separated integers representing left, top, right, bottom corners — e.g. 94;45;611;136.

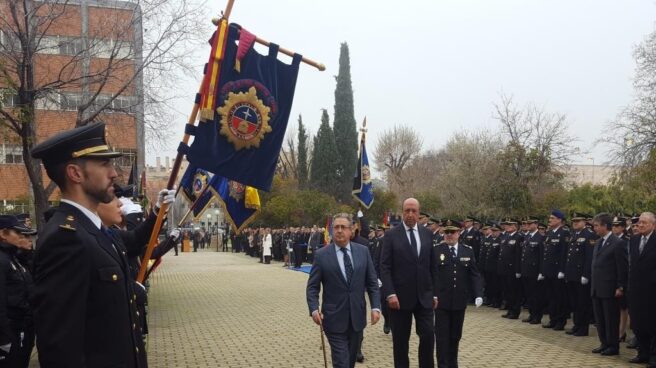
147;0;656;175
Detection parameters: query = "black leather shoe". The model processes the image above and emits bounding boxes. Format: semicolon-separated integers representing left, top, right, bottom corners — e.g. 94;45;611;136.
565;328;576;335
592;346;606;354
383;323;390;335
356;352;364;363
573;330;588;337
552;323;565;331
601;348;619;356
542;322;556;328
529;319;542;325
501;313;510;318
628;356;648;364
522;317;532;323
507;314;519;320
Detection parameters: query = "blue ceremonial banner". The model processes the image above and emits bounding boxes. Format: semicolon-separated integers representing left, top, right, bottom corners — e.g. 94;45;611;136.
352;139;374;209
179;165;211;203
185;24;302;191
207;174;261;233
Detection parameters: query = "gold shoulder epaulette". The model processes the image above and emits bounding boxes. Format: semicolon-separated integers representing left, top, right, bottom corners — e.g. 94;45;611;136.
59;215;76;231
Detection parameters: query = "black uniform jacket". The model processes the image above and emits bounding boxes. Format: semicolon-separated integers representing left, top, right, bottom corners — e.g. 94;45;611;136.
32;202;147;368
0;243;33;345
520;231;544;278
497;231;523;276
541;226;570;278
432;244;483;310
565;228;597;282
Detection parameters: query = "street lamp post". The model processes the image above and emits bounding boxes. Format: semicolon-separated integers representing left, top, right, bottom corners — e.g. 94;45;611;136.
214;209;221;251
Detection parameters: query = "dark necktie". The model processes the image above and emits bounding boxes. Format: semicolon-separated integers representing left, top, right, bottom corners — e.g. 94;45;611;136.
408;228;418;256
449;246;457;259
640;236;647;254
597;237;606;253
100;227;118;254
340;247;353;284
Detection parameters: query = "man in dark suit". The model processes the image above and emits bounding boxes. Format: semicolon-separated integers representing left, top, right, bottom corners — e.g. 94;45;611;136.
627;212;656;367
30;123;148;368
590;212;628;356
306;213;381;368
380;198;436;368
432;219;483;368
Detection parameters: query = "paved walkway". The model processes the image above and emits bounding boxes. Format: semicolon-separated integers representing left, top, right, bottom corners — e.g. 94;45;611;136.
142;250;635;368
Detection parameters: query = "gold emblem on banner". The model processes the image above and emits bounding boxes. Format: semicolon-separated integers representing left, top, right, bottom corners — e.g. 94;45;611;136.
217;86;271;150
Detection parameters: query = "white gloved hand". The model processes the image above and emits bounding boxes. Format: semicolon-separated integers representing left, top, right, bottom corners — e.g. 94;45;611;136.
0;343;11;354
581;276;589;285
537;273;545;281
557;272;565;280
475;297;483;308
155;188;176;210
168;228;181;242
377;278;382;287
515;273;521;279
357;210;364;218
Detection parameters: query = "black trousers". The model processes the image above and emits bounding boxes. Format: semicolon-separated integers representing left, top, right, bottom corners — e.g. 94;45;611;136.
485;272;501;306
389;300;434;368
634;330;656;363
324;327;362;368
435;308;466;368
566;281;591;332
592;296;620;350
546;278;568;325
293;244;303;267
0;323;35;368
522;276;544;322
503;274;521;316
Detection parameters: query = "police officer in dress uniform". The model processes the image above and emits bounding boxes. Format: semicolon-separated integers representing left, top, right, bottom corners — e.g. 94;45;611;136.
0;215;37;368
428;216;443;247
519;216;545;324
498;218;523;319
484;223;503;308
460;216;481;261
432;219;483;368
478;222;493;304
30;122;147;368
540;209;571;331
564;213;597;337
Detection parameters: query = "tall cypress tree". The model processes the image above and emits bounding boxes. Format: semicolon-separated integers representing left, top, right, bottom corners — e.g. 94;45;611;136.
333;42;358;201
297;114;309;189
309;109;340;196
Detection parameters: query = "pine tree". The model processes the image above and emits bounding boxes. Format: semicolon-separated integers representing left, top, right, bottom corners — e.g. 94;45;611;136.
297;115;309;189
333;42;358;201
309;109;341;196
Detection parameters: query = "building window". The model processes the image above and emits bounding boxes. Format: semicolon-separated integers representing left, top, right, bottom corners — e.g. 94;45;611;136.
113;148;136;167
60;93;83;111
0;89;19;108
0;144;23;164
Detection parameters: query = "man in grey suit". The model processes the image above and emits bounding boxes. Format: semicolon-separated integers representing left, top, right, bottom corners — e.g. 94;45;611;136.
590;212;628;357
307;213;381;368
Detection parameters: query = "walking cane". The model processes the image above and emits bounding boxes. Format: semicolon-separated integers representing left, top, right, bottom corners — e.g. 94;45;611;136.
319;318;328;368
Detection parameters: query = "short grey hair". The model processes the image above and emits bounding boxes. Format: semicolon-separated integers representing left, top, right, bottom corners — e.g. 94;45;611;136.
332;213;353;226
640;212;656;224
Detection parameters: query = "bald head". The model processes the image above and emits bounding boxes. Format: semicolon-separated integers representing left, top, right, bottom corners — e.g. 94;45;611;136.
402;197;420;227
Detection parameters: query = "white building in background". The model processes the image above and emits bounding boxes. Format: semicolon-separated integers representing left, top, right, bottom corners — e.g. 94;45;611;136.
562;164;618;187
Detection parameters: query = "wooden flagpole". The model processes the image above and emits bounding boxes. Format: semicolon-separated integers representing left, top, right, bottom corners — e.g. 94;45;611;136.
211;18;326;71
136;0;236;283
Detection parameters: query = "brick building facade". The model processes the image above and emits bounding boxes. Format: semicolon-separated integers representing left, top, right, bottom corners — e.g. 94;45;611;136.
0;0;144;214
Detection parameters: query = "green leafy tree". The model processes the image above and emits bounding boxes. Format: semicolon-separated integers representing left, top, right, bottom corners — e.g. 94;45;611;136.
309;109;341;197
297;115;309;189
333;43;358;201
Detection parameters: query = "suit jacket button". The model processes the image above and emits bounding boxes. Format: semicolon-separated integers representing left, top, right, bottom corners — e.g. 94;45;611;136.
112;274;118;281
135;347;139;353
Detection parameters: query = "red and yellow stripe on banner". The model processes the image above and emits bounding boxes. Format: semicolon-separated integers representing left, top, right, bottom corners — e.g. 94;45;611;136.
199;17;229;122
